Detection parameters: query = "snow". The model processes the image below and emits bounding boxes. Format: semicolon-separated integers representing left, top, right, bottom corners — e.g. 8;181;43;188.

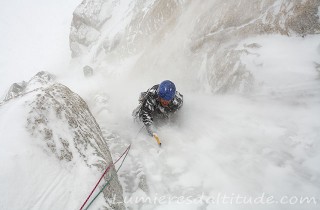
84;33;320;209
239;35;320;100
1;0;320;210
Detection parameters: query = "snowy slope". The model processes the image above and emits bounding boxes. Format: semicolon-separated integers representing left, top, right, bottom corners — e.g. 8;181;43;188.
1;0;320;210
0;95;101;209
84;35;320;210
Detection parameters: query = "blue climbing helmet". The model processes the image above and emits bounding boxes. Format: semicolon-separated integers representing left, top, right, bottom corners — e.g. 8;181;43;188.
158;80;176;101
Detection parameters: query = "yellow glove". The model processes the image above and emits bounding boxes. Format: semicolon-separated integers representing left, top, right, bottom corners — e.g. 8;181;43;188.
153;133;162;146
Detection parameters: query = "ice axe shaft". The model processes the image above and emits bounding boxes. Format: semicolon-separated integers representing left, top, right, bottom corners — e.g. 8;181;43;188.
153;134;162;146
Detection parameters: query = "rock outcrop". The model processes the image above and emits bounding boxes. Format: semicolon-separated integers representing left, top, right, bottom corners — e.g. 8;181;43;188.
4;71;55;101
2;72;125;209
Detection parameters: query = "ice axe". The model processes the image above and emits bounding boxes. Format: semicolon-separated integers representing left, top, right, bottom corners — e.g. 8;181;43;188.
153;133;162;147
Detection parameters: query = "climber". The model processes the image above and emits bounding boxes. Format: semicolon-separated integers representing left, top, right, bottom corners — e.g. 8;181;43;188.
132;80;183;142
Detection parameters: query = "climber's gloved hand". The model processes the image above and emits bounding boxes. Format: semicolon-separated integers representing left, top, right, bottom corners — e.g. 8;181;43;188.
146;124;156;137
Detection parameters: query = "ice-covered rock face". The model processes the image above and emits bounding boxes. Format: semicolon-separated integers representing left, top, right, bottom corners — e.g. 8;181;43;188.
1;72;125;209
70;0;320;93
26;83;125;209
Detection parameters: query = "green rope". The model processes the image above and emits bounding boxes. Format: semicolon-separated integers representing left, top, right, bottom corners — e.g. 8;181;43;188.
84;146;130;210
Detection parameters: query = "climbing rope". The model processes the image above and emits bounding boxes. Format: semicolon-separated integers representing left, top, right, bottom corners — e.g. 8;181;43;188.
0;87;43;107
84;144;131;210
79;144;131;210
79;125;147;209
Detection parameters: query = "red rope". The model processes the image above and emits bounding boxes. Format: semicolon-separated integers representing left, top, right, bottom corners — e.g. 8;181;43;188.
79;145;131;210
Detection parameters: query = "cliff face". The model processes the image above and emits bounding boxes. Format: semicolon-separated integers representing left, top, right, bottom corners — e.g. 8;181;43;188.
69;0;181;57
1;72;125;209
70;0;320;93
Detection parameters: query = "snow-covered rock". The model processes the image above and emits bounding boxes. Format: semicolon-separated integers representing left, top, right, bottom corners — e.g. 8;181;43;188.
70;0;181;57
69;0;320;93
4;71;55;101
0;72;125;209
69;0;107;57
